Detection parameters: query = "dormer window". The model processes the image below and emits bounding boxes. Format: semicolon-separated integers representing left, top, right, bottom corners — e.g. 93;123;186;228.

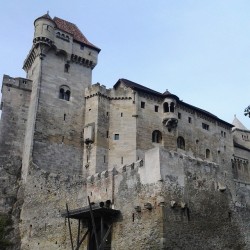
164;102;175;113
163;103;169;112
170;102;175;112
59;85;71;101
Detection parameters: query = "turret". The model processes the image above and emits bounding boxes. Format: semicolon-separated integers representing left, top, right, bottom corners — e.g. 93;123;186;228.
162;90;179;131
33;13;55;47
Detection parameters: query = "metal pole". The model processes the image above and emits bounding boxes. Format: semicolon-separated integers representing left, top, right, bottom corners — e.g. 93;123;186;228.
88;196;99;250
77;219;80;246
75;229;89;250
100;216;104;250
66;203;74;250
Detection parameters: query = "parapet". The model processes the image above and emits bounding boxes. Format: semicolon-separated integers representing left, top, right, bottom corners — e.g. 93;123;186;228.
1;75;32;92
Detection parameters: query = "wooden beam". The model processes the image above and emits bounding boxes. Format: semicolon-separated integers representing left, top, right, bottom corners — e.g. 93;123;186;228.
66;203;74;250
88;196;99;250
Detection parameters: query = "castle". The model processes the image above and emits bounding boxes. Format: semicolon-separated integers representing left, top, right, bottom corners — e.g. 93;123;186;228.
0;13;250;250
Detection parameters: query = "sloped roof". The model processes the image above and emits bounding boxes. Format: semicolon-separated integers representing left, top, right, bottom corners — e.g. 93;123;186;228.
234;141;250;152
113;78;233;128
53;17;100;52
232;115;248;130
114;78;164;97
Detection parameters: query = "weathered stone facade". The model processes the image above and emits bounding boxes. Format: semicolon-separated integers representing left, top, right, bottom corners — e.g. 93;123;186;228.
1;13;250;250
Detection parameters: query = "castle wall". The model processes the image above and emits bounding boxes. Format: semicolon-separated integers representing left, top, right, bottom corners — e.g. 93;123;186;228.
0;75;32;248
20;163;86;250
30;50;89;175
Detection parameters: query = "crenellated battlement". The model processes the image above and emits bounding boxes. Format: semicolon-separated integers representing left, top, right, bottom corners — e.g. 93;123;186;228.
2;74;32;92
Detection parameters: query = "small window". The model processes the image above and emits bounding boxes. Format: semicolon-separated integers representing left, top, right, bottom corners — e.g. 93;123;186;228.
59;86;71;101
65;90;70;101
178;113;181;119
155;105;159;112
106;112;109;116
163;102;169;112
64;63;70;73
202;123;209;130
121;113;123;117
141;102;145;108
121;157;123;164
188;117;192;123
104;155;106;163
114;134;119;140
152;130;162;143
177;136;185;150
206;149;210;159
106;131;109;138
170;102;175;112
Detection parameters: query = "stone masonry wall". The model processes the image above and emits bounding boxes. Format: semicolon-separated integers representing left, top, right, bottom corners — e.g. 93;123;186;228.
0;75;32;249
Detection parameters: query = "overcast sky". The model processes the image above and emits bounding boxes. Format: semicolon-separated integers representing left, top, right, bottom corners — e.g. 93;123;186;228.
0;0;250;128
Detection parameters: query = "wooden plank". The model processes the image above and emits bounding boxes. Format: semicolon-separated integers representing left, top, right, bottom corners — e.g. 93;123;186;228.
66;203;74;250
88;196;99;249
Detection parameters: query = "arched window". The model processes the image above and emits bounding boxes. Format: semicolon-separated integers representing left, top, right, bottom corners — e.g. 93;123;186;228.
59;86;70;101
152;130;162;143
170;102;175;112
177;136;185;150
163;102;169;113
206;149;210;159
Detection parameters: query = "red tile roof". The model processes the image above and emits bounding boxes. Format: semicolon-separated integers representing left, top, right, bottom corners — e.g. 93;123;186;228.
53;17;100;52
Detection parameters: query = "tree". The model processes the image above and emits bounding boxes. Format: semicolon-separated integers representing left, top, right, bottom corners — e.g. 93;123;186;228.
244;105;250;118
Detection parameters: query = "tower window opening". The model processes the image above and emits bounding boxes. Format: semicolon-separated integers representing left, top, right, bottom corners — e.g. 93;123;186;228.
152;130;162;143
177;136;185;150
59;86;71;101
178;113;181;119
155;105;159;112
64;63;70;73
114;134;119;140
63;114;66;121
202;123;209;130
170;102;175;112
188;117;192;123
141;101;145;109
163;102;169;112
206;149;210;159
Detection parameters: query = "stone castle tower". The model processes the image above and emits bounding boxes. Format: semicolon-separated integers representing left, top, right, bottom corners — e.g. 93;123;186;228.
1;13;250;250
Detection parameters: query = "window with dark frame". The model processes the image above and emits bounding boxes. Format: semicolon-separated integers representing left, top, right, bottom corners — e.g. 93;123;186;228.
59;86;71;101
177;136;185;150
141;101;145;109
202;123;209;130
114;134;119;140
155;105;159;112
152;130;162;143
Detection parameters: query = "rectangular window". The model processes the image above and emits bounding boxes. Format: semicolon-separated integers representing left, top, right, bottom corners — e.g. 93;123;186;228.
121;157;123;164
104;155;106;163
188;117;192;123
114;134;119;140
202;123;209;130
106;131;109;138
121;113;123;117
141;101;145;109
178;112;181;119
155;105;159;112
106;112;109;116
